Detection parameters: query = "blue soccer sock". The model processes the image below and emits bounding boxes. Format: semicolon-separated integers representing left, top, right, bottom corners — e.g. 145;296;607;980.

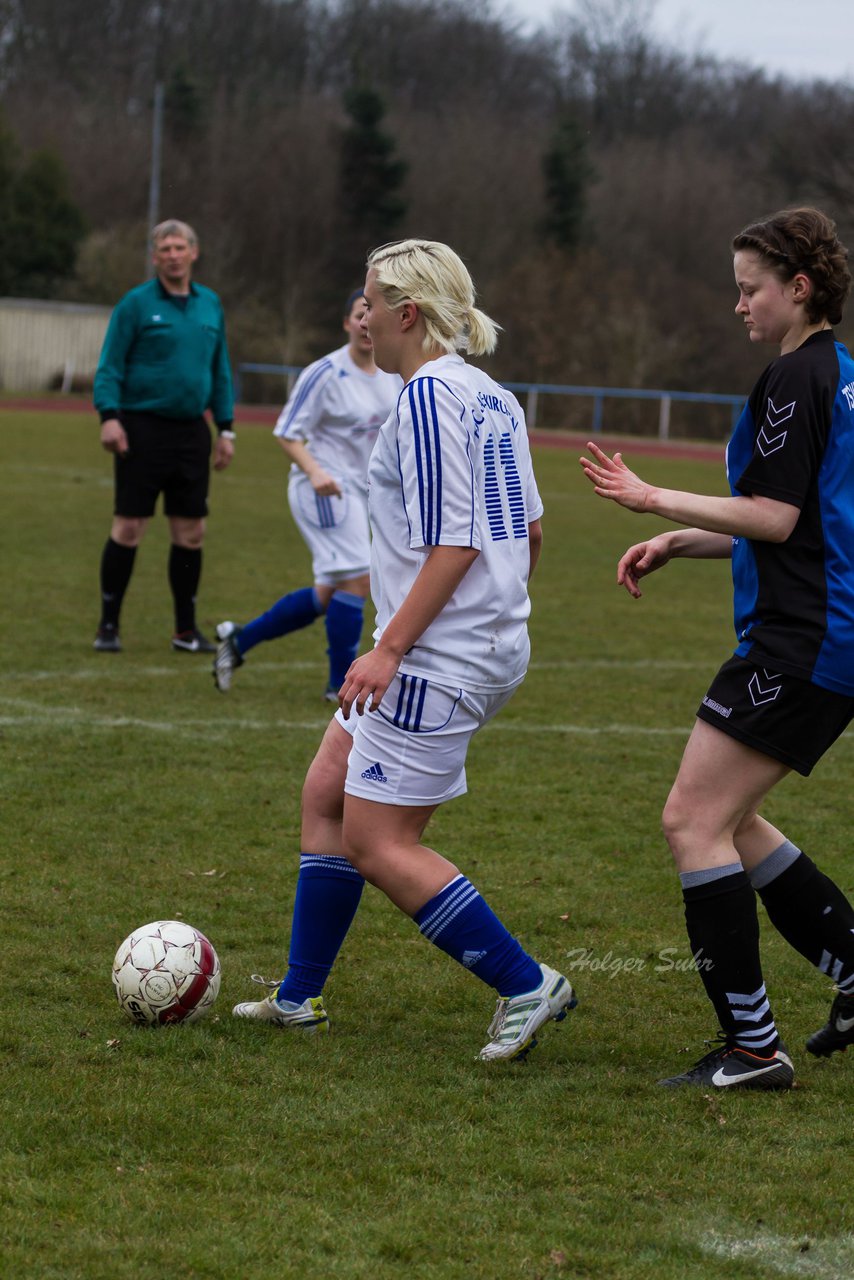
238;586;322;655
325;590;365;689
413;875;542;997
276;855;365;1005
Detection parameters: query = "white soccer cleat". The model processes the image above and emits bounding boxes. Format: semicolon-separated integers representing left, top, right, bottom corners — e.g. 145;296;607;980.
213;620;244;692
232;975;329;1033
478;964;576;1062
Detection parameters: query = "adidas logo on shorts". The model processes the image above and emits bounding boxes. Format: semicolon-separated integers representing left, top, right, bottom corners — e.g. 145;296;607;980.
361;761;388;783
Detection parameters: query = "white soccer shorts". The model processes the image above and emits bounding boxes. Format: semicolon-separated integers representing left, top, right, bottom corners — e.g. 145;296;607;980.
336;671;521;806
288;471;370;586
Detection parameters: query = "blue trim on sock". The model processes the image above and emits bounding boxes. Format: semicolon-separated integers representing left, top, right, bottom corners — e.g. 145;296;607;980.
325;591;365;688
330;589;364;609
413;875;541;997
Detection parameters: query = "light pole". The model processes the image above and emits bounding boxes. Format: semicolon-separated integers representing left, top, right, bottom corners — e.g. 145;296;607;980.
145;81;165;275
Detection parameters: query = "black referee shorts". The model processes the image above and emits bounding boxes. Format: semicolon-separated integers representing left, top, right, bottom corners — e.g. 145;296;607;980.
114;411;211;519
696;654;854;776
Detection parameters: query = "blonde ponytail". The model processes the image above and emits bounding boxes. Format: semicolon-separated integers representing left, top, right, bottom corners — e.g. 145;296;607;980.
367;239;500;357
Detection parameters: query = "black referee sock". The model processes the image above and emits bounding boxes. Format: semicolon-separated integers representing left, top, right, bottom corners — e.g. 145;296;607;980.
681;868;778;1053
99;538;136;628
755;850;854;989
169;544;202;634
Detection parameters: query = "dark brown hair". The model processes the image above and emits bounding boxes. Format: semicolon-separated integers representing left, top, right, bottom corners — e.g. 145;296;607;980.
732;207;851;324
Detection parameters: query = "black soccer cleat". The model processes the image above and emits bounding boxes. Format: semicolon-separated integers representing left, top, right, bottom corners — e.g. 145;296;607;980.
94;624;122;653
659;1038;794;1090
172;628;216;654
806;991;854;1058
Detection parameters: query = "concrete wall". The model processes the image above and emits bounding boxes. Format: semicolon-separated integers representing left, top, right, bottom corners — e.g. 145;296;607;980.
0;298;110;392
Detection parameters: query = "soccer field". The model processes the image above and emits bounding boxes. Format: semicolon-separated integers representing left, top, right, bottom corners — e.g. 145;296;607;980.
2;409;852;1280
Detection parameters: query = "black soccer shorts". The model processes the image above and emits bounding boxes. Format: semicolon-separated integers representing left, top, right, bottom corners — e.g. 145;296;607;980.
695;654;854;776
114;411;211;519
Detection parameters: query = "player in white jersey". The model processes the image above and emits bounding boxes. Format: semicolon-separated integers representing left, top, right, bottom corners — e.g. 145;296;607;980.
233;240;576;1062
213;290;400;697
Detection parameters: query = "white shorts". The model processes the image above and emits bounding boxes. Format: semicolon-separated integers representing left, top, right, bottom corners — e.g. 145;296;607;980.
337;671;521;806
288;471;370;586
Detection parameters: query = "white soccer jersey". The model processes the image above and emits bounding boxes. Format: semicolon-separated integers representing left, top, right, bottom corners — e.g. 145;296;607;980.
273;344;400;490
368;354;544;691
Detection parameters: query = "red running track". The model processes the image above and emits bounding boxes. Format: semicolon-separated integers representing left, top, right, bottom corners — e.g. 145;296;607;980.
0;396;727;464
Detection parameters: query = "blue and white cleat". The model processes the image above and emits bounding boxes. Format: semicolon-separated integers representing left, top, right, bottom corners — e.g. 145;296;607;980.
478;964;577;1062
232;975;329;1033
213;620;244;692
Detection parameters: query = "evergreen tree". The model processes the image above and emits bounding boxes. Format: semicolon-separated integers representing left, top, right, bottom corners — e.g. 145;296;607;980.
0;119;19;296
329;86;408;295
1;141;87;297
542;112;593;253
166;63;206;140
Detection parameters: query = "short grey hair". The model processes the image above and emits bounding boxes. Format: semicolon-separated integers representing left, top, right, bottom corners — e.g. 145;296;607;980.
150;219;198;249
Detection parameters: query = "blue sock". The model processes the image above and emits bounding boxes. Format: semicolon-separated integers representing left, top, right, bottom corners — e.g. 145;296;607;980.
239;586;322;655
413;875;542;997
325;591;365;689
276;855;365;1005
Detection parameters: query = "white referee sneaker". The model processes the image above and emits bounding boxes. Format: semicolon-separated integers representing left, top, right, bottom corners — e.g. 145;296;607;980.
233;240;576;1062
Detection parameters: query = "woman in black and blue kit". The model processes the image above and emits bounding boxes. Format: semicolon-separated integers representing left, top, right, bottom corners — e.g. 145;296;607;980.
580;206;854;1091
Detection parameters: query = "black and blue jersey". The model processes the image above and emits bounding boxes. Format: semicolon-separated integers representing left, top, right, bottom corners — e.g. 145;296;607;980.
727;329;854;695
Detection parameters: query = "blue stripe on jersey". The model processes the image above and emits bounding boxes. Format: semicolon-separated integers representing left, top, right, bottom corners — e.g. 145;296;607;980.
395;438;414;542
465;430;476;544
813;354;854;689
499;433;528;539
279;359;333;435
409;378;443;543
408;381;428;538
483;434;508;542
727;404;761;649
727;337;854;692
428;380;443;542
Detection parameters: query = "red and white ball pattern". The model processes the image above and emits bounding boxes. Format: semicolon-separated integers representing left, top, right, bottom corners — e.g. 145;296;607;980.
112;920;221;1025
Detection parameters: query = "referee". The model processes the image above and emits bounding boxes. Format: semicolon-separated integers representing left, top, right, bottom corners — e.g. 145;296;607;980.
93;219;235;653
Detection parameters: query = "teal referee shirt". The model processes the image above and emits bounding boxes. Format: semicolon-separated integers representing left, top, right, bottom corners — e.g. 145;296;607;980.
94;277;234;428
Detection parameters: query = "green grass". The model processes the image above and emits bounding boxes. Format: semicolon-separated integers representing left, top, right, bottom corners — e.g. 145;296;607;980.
1;411;853;1280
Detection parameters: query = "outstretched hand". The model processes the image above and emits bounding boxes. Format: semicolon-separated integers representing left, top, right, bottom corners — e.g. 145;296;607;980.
616;536;674;598
579;442;652;512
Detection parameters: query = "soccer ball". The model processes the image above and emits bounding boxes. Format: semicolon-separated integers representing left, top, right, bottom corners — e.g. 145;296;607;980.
112;919;221;1026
